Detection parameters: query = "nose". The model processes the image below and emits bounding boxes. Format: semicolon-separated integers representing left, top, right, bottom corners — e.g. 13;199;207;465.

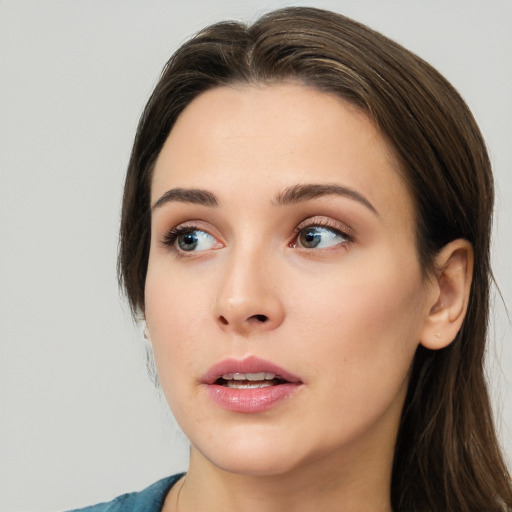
212;248;285;336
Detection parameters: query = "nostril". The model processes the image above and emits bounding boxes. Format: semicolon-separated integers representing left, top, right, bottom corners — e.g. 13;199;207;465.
253;314;268;323
219;316;229;325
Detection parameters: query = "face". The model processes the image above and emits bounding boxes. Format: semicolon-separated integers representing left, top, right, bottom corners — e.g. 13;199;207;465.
145;83;435;477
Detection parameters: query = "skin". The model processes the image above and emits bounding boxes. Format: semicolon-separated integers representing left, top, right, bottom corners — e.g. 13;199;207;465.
144;83;470;512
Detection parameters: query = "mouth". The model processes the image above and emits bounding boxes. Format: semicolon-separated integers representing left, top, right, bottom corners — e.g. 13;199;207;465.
202;356;303;413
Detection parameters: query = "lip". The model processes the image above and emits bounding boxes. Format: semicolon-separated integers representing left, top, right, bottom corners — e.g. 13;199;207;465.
201;356;303;413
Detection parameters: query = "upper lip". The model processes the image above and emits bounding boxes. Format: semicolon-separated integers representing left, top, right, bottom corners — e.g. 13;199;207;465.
201;356;302;384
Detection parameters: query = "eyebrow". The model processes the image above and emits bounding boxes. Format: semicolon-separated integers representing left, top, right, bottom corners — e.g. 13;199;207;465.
152;187;219;210
273;183;378;215
152;183;378;215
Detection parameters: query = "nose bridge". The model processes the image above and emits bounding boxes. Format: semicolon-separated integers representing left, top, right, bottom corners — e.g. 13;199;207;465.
213;240;284;334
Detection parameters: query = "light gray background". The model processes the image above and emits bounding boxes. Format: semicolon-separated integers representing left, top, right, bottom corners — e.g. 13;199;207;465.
0;1;511;511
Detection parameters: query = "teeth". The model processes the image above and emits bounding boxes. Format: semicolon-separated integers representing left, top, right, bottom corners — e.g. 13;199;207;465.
221;372;277;381
226;381;274;389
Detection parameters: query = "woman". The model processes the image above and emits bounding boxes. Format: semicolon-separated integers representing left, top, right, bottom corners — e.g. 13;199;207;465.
73;6;512;512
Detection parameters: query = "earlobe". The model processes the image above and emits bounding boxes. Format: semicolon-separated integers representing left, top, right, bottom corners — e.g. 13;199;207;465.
420;239;474;350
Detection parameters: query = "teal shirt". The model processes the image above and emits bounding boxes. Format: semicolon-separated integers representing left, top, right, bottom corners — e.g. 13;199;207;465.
66;473;184;512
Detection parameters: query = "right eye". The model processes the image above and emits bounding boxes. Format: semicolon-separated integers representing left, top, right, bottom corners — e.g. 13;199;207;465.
164;226;220;252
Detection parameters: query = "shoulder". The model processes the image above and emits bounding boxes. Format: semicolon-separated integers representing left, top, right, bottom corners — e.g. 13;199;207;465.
65;473;185;512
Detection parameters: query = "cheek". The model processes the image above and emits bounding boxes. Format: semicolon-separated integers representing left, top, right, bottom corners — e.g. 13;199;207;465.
291;254;427;383
144;267;211;387
286;269;424;443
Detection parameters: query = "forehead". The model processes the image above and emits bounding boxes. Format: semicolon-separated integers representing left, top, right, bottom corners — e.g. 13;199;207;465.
151;83;414;232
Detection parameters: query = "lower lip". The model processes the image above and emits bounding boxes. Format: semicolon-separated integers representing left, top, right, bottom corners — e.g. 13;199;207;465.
204;383;302;413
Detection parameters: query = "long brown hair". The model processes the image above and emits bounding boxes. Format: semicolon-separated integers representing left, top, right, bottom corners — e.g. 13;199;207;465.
118;7;512;511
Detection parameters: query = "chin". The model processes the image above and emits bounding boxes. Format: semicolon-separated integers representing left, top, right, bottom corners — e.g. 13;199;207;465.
190;425;312;477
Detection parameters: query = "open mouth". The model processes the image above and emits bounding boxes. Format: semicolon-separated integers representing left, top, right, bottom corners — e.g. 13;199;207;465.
203;357;302;412
215;372;288;389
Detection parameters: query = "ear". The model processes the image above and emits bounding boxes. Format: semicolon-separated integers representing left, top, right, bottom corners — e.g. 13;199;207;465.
420;239;474;350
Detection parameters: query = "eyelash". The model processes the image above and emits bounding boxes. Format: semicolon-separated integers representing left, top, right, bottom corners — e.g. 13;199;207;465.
161;218;354;254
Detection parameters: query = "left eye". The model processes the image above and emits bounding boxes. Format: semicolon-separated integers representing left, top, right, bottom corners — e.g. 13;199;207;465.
175;229;218;252
296;226;348;249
